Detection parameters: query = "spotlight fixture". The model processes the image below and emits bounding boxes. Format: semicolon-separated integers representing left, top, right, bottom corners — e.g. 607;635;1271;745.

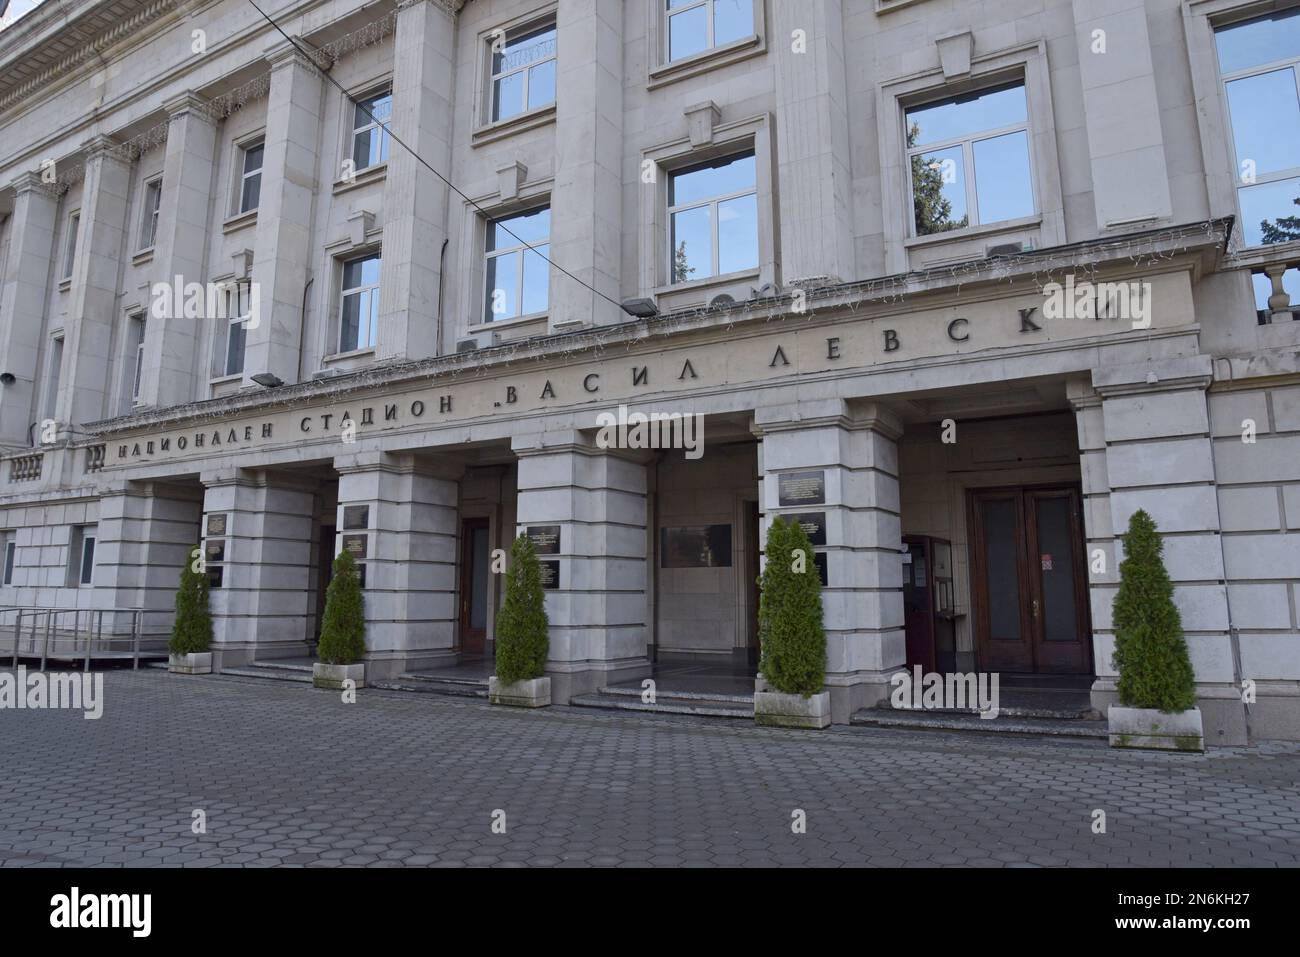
621;298;658;319
251;372;284;388
0;372;15;385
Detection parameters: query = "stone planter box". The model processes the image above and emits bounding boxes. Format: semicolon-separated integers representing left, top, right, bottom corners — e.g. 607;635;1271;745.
754;690;831;729
1108;706;1204;752
168;652;212;675
313;662;365;690
489;676;551;708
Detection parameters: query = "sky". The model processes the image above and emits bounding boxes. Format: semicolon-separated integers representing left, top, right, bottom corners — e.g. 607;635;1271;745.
1;0;46;30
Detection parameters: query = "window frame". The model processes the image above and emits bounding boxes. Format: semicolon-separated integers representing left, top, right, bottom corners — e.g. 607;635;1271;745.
666;151;760;285
2;537;14;587
68;526;96;588
487;19;558;125
237;140;264;215
348;86;393;174
902;82;1037;238
124;310;146;409
138;176;162;251
62;210;80;281
650;0;766;86
481;204;551;324
214;279;252;378
42;334;64;423
336;252;382;355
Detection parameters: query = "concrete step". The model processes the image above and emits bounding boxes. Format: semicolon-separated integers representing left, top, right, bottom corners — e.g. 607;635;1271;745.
850;707;1108;739
373;673;489;698
597;683;755;706
571;691;753;719
220;661;314;684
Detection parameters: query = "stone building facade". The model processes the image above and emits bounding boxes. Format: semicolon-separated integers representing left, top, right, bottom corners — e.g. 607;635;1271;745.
0;0;1298;743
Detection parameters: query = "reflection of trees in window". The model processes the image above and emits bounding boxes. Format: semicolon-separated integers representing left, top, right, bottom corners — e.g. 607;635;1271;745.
908;122;967;235
1260;193;1300;245
673;240;696;284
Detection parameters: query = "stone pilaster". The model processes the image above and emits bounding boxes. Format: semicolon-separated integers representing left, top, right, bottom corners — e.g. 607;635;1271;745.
771;0;854;283
1076;356;1246;745
201;468;316;666
334;450;461;679
63;136;131;429
755;400;906;724
512;430;649;701
548;0;623;328
377;0;455;361
244;44;322;386
0;172;58;449
139;92;219;409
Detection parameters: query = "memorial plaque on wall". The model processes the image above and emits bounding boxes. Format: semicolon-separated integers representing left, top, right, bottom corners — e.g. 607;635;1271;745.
813;552;829;587
205;541;226;563
206;513;228;536
538;560;560;590
207;566;224;589
342;534;368;559
342;505;369;530
357;564;367;589
787;512;827;547
527;525;562;555
660;525;733;568
778;470;826;507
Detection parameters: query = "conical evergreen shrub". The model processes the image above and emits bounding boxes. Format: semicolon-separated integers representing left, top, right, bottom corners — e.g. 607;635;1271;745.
758;516;826;697
317;551;366;665
169;546;212;655
1112;509;1196;712
495;534;549;684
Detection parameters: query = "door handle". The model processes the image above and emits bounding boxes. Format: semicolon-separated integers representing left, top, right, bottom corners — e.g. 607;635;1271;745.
1031;600;1040;619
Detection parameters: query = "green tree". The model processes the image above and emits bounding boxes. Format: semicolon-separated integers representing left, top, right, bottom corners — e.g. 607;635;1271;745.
495;534;549;684
317;551;366;665
168;546;212;655
672;240;696;284
758;517;826;697
908;121;967;236
1111;510;1196;712
1260;192;1300;244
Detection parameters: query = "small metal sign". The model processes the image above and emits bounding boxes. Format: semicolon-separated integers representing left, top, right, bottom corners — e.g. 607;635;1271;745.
343;505;370;530
538;559;560;590
205;541;226;563
786;512;827;547
813;552;828;587
342;534;368;559
778;470;826;507
206;513;228;536
527;525;562;555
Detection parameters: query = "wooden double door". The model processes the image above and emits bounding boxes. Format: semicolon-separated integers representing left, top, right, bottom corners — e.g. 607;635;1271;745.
968;485;1092;675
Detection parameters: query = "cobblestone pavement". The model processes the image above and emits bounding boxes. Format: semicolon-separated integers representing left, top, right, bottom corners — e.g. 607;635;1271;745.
2;668;1299;867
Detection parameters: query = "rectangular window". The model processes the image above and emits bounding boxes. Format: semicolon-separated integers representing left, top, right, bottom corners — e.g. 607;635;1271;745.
490;22;557;122
338;254;381;352
216;280;251;377
351;89;392;172
2;538;14;586
126;312;146;408
62;212;80;280
42;335;64;421
668;152;758;284
905;82;1035;236
239;142;264;213
68;526;96;587
483;206;550;321
1216;9;1300;247
139;177;162;250
666;0;753;63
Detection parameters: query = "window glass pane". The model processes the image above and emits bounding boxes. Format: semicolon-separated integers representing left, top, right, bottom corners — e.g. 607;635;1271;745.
226;321;246;375
495;25;556;74
361;289;379;349
486;250;520;319
981;500;1021;642
668;6;708;61
671;205;712;282
340;294;362;351
493;71;526;121
906;84;1027;148
1035;498;1079;642
244;144;264;173
1226;69;1300;178
1239;176;1300;245
911;145;968;235
1215;9;1300;74
490;207;550;250
241;171;261;212
522;244;550;315
528;59;557;110
713;0;752;45
80;537;95;585
670;153;755;206
717;193;758;274
3;542;14;585
359;255;381;287
973;130;1035;224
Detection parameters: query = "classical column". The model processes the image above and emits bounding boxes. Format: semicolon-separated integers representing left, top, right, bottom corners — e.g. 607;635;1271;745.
771;0;855;284
377;0;456;361
512;430;649;700
334;450;461;679
62;136;131;429
93;479;203;642
0;172;58;449
244;43;322;386
139;92;219;409
201;468;316;667
1072;357;1246;745
755;400;906;724
547;0;624;328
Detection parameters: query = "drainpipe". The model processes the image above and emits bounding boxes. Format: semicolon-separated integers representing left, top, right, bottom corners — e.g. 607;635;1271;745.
435;238;449;354
295;275;314;385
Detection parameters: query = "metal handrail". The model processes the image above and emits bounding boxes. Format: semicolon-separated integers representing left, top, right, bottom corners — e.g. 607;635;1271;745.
2;606;156;670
